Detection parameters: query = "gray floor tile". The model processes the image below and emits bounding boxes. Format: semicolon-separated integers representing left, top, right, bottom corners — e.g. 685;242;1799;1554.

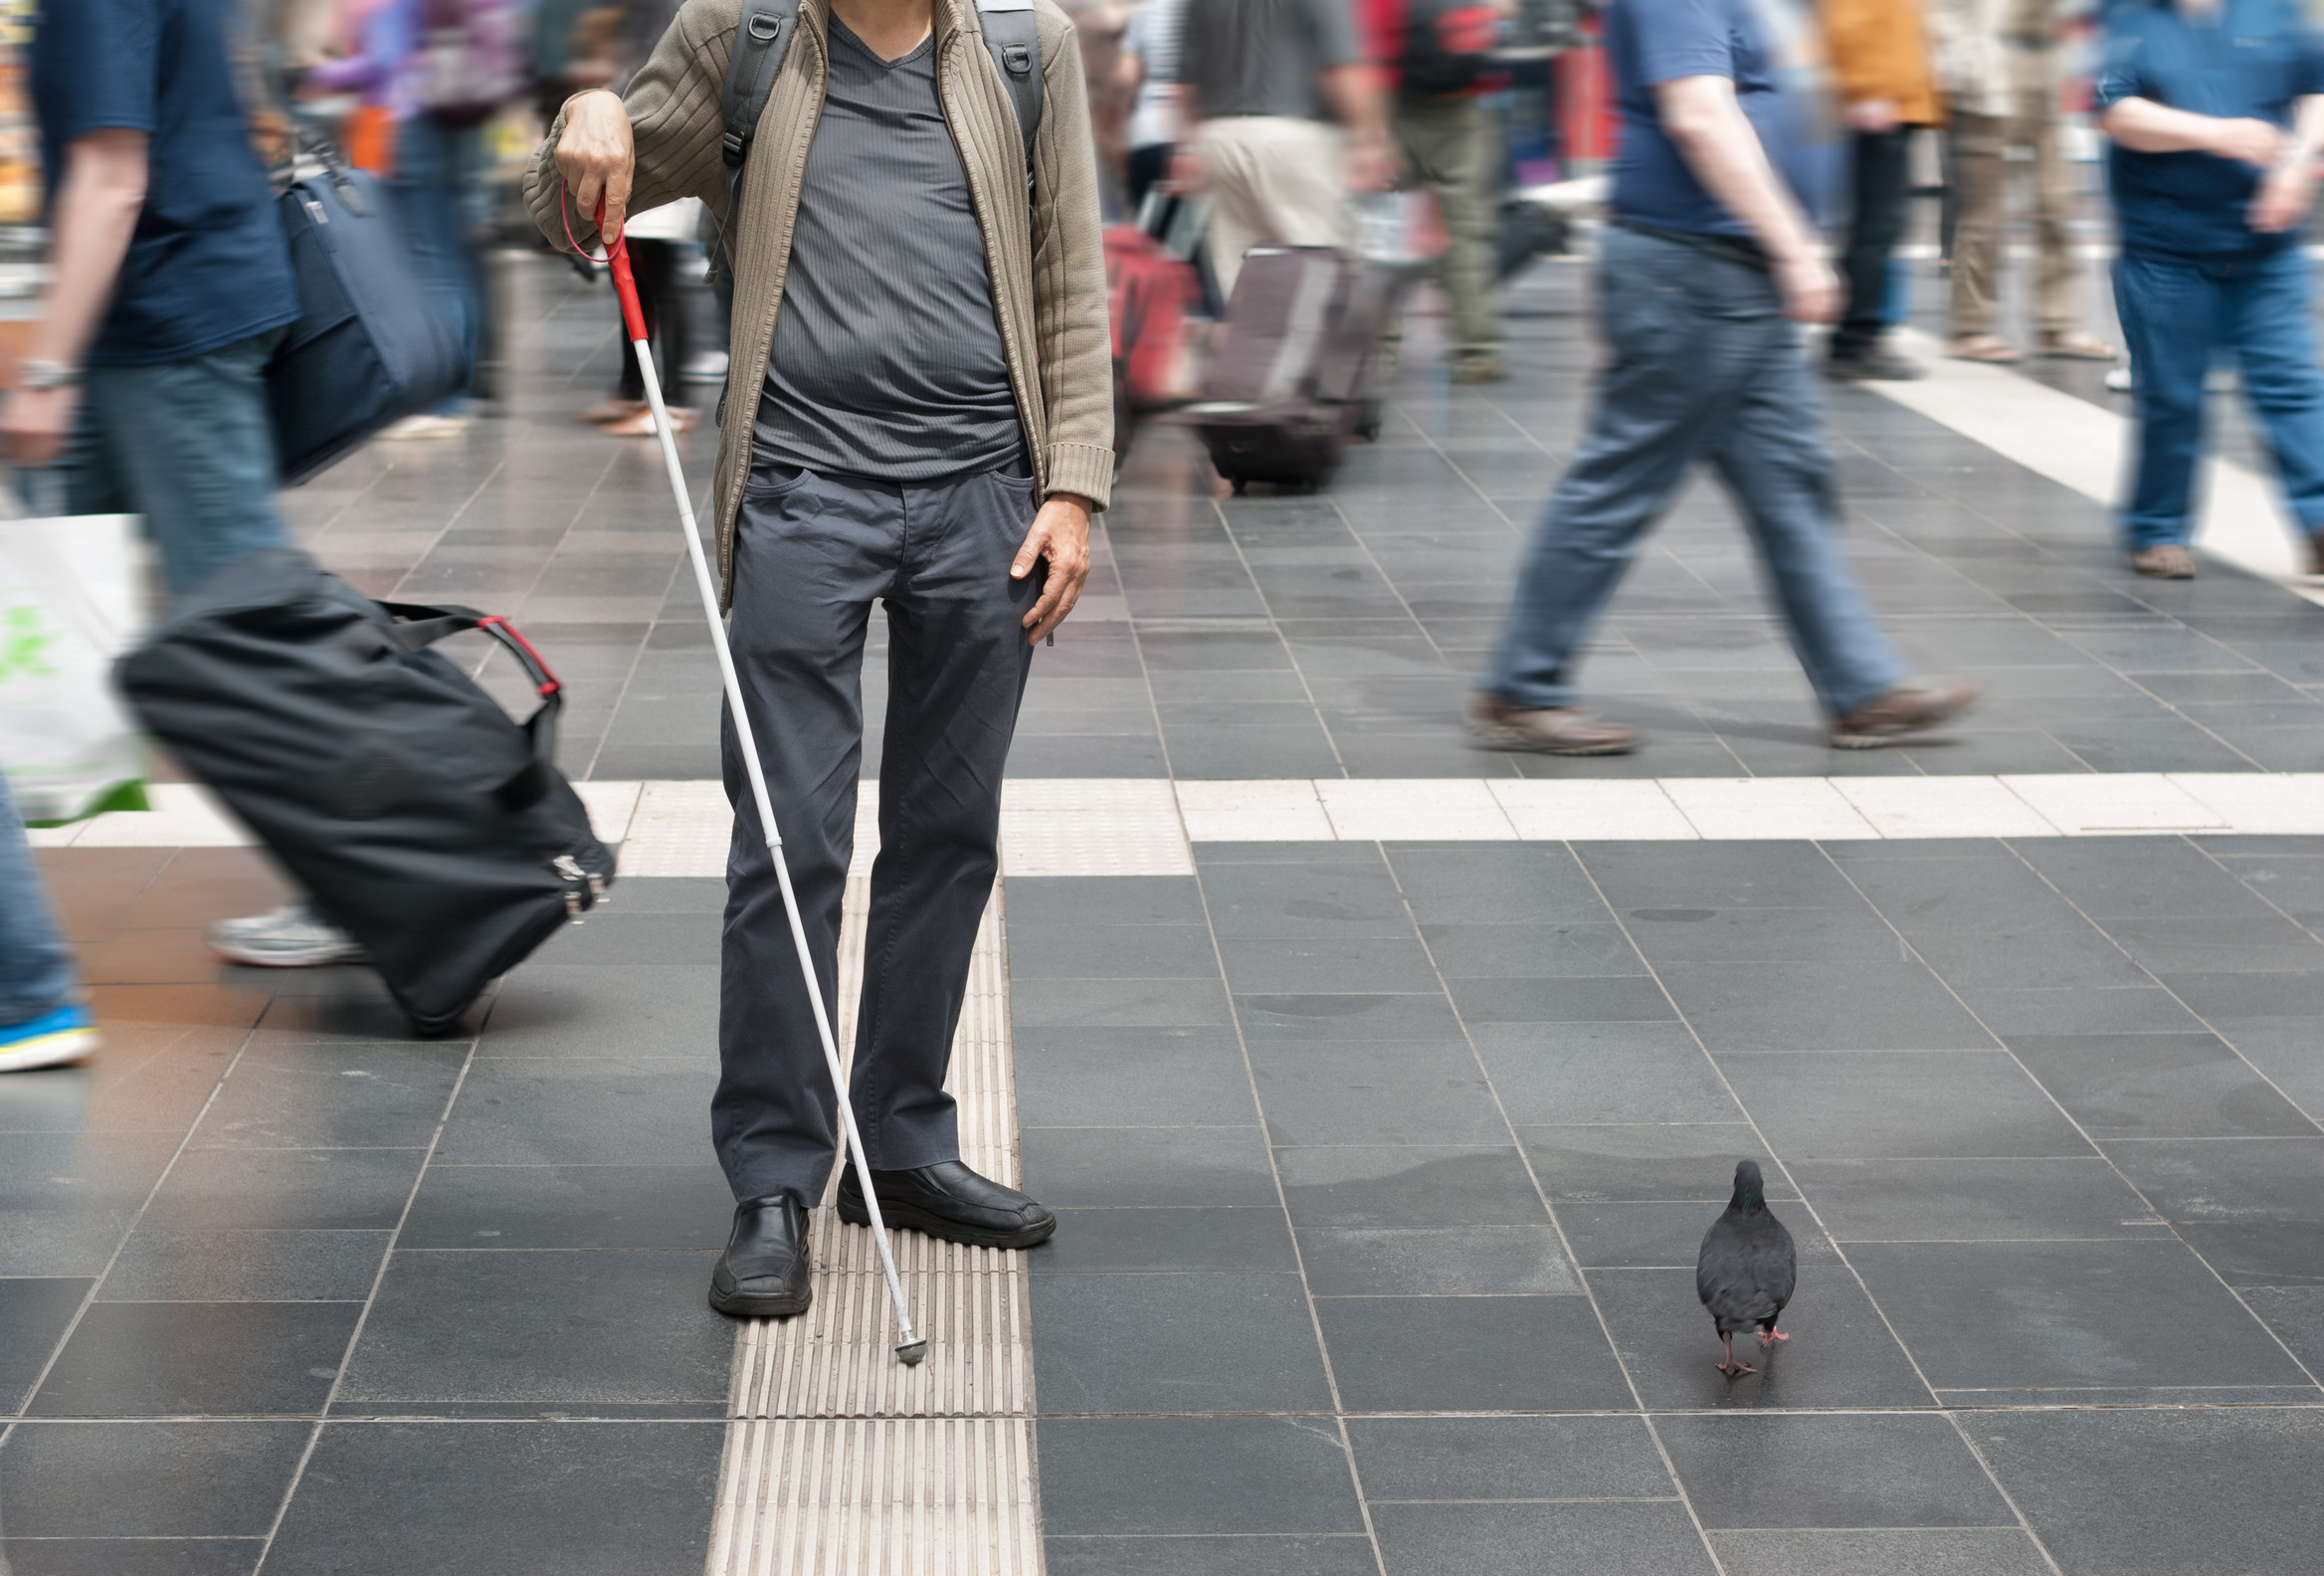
1045;1535;1379;1576
1012;977;1235;1027
30;1300;361;1417
432;1059;716;1167
1474;1022;1741;1125
2102;914;2324;974
1035;1417;1367;1536
1006;876;1211;927
1658;1412;2014;1529
99;1229;391;1301
0;1420;310;1537
1622;906;1913;964
1370;1499;1715;1576
1031;1272;1333;1414
1519;1124;1792;1201
1348;1414;1670;1501
1848;1238;2313;1393
1578;843;1867;913
1021;1125;1278;1207
1654;961;1996;1052
260;1421;722;1575
1588;1266;1934;1411
2007;1032;2318;1138
1558;1199;1831;1270
1234;992;1467;1041
395;1164;734;1251
1792;1156;2163;1241
186;1041;464;1149
2233;1284;2324;1376
0;1538;264;1576
140;1147;429;1234
1275;1143;1547;1228
0;1131;199;1276
1722;1052;2094;1159
478;963;721;1058
1198;861;1414;939
2099;1135;2324;1284
1962;1409;2324;1576
1447;974;1676;1024
1708;1528;2052;1576
1038;1208;1297;1274
1220;936;1445;994
1250;1042;1507;1145
2014;840;2284;919
1421;922;1646;977
1013;1027;1258;1127
1313;1294;1630;1412
1007;923;1221;980
335;1250;731;1406
1297;1227;1580;1295
0;1279;94;1414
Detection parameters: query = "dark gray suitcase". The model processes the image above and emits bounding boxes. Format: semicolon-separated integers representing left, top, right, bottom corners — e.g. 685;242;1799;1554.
1174;246;1399;492
115;548;613;1036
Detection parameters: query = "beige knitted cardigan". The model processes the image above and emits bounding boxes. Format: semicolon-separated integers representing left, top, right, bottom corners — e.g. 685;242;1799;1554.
525;0;1115;609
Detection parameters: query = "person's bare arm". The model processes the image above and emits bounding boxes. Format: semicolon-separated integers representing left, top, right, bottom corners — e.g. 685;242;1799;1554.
1652;75;1836;321
2099;96;2284;161
2249;94;2324;232
0;129;149;465
1319;60;1394;192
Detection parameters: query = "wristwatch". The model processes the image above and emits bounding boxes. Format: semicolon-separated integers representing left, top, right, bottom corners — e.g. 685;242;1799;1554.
16;359;81;391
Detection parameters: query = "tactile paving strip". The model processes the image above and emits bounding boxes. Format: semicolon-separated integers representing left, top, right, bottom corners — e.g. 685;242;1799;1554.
707;867;1040;1574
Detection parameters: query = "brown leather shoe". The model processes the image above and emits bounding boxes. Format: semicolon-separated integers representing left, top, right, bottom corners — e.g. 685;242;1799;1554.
1830;678;1986;749
1465;692;1642;755
2129;543;2197;578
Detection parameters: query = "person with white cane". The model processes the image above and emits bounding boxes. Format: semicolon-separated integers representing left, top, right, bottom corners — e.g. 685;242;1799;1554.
528;0;1112;1338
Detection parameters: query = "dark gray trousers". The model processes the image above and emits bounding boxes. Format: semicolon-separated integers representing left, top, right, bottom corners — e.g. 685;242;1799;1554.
713;460;1040;1205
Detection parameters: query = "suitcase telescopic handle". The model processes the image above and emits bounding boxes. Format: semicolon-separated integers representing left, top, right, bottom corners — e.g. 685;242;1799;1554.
379;601;565;811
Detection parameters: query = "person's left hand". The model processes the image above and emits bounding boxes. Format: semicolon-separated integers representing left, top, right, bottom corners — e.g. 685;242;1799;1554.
1013;492;1092;645
0;385;81;468
1844;98;1900;134
2249;161;2315;233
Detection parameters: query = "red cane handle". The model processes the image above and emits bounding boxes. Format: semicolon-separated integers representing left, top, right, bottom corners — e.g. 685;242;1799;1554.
598;198;650;343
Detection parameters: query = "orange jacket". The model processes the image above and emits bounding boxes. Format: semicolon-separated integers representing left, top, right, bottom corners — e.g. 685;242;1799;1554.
1822;0;1944;125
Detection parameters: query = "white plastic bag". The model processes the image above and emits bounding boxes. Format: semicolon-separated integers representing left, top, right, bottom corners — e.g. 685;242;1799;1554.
0;510;146;825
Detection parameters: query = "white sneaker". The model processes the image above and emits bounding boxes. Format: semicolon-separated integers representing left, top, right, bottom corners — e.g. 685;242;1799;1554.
378;412;472;441
680;349;730;383
208;901;369;968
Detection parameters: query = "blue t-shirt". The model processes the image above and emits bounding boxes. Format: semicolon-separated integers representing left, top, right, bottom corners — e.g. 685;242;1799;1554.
1606;0;1830;240
2094;0;2324;258
32;0;298;366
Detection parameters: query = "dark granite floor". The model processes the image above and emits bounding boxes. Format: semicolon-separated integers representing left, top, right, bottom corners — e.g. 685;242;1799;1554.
10;243;2324;1573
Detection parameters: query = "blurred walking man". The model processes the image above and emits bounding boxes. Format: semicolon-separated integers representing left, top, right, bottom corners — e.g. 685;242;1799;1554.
1822;0;1940;380
1173;0;1396;296
2095;0;2324;580
534;0;1111;1317
1469;0;1981;753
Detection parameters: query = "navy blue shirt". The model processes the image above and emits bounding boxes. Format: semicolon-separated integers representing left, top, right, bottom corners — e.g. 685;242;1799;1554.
32;0;298;366
2094;0;2324;258
1606;0;1831;239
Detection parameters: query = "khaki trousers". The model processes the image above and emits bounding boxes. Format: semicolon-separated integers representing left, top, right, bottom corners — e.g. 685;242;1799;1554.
1948;84;2079;339
1195;115;1349;298
1393;93;1502;355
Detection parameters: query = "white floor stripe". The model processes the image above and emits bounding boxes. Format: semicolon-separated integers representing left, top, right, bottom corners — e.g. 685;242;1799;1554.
1877;326;2324;607
32;774;2324;868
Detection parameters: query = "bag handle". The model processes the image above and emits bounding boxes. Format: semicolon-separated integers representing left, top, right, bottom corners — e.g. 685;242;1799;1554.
379;601;564;811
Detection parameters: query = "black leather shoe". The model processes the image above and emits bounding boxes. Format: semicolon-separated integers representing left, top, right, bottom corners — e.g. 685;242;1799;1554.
708;1194;813;1318
837;1159;1057;1250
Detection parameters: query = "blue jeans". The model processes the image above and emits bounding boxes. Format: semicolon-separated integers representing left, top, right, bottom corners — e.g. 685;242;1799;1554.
65;327;290;599
2114;245;2324;550
1484;226;1907;716
388;115;484;408
0;769;77;1027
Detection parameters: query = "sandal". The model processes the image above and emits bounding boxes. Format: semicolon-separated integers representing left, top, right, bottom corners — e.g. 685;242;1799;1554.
601;406;697;436
1946;333;2022;363
577;398;647;424
2038;331;2118;361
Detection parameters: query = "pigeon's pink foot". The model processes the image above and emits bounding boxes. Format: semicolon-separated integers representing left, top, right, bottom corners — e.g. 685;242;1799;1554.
1716;1358;1756;1377
1760;1329;1790;1349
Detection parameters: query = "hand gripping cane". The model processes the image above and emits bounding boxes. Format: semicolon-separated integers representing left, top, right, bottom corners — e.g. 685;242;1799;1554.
598;203;928;1366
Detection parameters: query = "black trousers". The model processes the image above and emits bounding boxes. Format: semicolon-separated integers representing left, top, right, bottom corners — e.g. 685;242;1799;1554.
1832;127;1914;361
615;238;690;406
712;460;1042;1205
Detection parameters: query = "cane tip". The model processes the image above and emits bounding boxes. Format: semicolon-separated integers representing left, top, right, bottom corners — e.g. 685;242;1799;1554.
896;1338;929;1366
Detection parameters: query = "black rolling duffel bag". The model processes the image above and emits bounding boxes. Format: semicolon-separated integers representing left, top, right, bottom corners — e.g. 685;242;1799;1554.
115;548;614;1036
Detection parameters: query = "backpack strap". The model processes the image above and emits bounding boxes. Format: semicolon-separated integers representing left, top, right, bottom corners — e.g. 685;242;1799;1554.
976;0;1043;177
710;0;805;284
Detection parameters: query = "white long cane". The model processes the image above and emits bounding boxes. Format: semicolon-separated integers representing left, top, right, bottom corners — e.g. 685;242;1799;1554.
602;208;927;1366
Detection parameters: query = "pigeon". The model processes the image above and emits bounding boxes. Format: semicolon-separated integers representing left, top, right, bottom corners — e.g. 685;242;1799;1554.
1695;1159;1796;1377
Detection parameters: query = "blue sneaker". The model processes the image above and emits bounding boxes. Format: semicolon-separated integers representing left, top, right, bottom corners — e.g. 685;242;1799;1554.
0;1005;99;1074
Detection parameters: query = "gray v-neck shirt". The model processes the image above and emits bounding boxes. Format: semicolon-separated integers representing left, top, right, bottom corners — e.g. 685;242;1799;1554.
752;18;1024;481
